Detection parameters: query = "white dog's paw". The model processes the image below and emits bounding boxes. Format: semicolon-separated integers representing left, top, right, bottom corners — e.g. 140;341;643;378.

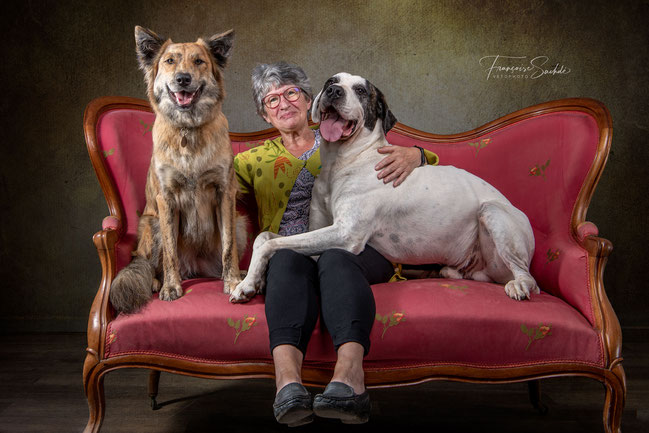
504;276;537;300
440;266;463;279
229;279;258;303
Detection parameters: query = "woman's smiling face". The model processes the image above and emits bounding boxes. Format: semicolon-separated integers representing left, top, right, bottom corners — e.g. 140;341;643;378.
262;84;312;132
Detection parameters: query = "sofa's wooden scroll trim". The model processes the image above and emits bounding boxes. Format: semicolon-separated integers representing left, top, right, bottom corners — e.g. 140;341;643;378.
83;96;623;433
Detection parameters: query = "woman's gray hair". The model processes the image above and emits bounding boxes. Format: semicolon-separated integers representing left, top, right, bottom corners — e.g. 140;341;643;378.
251;61;313;117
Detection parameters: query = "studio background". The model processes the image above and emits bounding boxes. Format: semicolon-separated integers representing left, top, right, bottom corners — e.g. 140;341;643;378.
1;0;647;332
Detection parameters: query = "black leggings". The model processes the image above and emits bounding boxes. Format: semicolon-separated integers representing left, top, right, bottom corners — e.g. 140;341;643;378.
264;246;394;357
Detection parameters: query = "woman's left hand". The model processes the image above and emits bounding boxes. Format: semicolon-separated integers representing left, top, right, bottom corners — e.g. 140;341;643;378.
375;146;422;187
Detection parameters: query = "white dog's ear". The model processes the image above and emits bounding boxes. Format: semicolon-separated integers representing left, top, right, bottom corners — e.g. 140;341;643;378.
375;86;397;134
311;90;322;123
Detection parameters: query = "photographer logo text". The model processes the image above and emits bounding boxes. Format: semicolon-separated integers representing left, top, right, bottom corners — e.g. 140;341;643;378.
479;55;571;80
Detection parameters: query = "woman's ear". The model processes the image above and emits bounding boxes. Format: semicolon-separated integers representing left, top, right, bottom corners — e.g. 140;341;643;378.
310;90;322;123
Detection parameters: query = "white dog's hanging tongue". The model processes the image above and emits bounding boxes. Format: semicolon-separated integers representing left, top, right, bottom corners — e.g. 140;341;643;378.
320;111;354;142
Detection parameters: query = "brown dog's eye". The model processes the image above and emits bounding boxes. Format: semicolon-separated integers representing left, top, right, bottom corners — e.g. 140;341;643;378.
165;58;174;64
194;58;205;66
355;87;366;96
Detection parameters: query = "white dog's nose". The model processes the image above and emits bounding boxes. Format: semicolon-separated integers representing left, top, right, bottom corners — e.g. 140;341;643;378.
325;84;343;100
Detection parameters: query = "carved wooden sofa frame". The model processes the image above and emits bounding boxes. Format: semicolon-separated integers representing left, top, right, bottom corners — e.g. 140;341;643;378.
82;96;625;432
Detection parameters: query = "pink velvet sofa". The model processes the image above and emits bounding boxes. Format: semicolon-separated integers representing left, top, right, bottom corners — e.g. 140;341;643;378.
83;96;625;432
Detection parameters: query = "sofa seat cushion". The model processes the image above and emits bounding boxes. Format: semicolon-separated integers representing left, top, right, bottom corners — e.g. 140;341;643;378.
105;278;603;369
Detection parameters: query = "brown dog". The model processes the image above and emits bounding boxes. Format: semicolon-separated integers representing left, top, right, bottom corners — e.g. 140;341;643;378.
110;26;247;313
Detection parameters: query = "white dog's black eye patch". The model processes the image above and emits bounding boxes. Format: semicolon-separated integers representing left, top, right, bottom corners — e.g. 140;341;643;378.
353;84;368;98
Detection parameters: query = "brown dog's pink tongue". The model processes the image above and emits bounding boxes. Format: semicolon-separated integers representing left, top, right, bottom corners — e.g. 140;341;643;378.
175;91;193;106
320;116;345;142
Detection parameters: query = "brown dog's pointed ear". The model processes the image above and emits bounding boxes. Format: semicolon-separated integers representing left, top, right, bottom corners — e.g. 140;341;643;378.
135;26;166;70
204;29;234;69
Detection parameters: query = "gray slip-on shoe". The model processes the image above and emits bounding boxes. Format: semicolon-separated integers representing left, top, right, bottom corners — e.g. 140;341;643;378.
273;383;314;427
313;381;370;424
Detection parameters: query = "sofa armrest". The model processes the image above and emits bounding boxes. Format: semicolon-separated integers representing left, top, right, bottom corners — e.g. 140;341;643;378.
86;221;133;362
102;216;121;231
531;229;620;367
581;233;622;366
577;221;599;243
88;227;119;343
530;223;609;330
582;232;612;259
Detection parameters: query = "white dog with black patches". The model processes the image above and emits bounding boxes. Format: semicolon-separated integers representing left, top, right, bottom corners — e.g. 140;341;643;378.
230;72;538;303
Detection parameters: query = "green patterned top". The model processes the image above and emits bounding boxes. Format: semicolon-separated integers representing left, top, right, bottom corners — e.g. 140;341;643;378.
235;135;322;233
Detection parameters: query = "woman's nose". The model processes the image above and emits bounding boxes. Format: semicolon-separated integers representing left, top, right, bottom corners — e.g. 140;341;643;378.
278;96;291;108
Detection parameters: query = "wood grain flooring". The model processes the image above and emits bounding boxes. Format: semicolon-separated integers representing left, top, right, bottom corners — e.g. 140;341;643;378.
0;331;647;433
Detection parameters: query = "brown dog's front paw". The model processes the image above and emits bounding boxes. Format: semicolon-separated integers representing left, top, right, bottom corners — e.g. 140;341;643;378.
159;283;183;301
222;278;242;295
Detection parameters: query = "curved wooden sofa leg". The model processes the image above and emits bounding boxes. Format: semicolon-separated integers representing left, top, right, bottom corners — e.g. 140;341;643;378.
527;380;549;415
148;370;162;410
83;360;106;433
603;362;626;433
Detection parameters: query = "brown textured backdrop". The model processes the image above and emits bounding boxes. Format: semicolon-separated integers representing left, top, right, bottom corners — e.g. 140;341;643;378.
0;0;647;332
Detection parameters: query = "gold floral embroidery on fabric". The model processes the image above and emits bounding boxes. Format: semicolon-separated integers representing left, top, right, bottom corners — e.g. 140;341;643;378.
139;119;153;135
521;323;552;351
227;315;258;344
529;159;550;179
440;282;469;293
376;311;406;339
546;248;561;263
468;138;491;157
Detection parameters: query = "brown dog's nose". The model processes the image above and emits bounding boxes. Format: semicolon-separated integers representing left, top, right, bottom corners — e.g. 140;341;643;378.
175;73;192;87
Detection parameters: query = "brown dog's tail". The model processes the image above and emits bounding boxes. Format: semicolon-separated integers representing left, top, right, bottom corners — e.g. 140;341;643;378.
109;257;155;314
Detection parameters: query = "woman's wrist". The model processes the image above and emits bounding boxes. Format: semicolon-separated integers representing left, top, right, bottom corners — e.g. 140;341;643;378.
414;146;427;166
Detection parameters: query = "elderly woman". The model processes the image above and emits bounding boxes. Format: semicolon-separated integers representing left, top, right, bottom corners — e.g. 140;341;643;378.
234;62;437;426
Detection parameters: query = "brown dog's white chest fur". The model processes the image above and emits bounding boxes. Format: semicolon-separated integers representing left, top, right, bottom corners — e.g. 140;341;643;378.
152;114;233;248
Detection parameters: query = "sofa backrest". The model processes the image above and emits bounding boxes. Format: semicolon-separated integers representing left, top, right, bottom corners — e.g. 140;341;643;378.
86;97;611;323
386;102;610;323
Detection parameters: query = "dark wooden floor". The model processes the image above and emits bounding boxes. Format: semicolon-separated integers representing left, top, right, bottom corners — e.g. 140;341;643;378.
0;331;647;433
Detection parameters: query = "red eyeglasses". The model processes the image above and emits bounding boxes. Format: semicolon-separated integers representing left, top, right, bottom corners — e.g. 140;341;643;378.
263;87;302;109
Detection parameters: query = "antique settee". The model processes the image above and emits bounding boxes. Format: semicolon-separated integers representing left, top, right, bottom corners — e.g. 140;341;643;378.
82;96;625;432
